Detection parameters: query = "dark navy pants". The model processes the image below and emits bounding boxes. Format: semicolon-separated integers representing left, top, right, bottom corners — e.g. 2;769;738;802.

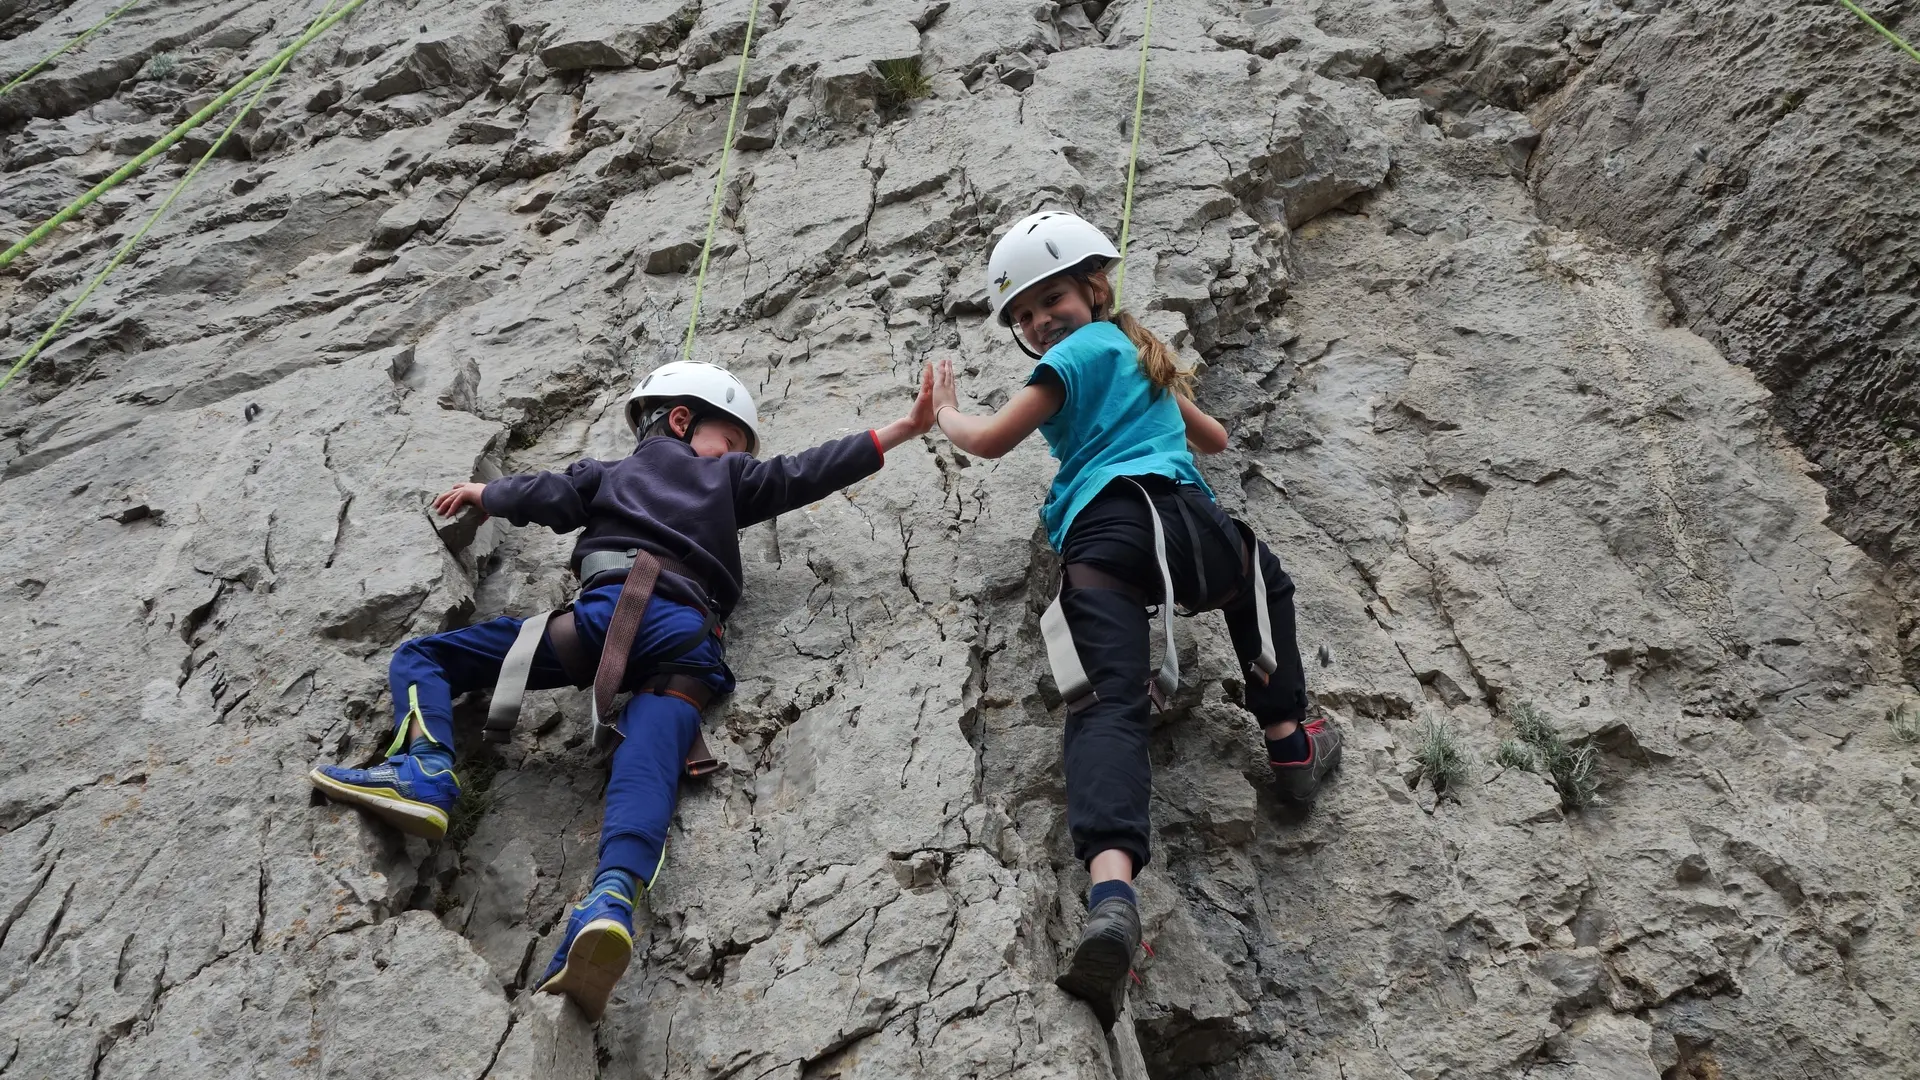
1058;477;1309;873
386;583;732;886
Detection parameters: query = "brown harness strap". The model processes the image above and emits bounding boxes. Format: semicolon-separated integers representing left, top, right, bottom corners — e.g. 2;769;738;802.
591;552;664;739
587;553;729;777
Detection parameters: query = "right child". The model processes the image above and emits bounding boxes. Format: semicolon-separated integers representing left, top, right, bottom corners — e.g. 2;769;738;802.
929;210;1341;1027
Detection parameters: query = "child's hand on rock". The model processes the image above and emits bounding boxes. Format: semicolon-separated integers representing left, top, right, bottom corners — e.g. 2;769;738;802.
433;482;488;520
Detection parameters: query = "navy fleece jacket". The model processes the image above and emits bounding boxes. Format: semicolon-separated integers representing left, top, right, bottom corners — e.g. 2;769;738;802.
481;430;884;619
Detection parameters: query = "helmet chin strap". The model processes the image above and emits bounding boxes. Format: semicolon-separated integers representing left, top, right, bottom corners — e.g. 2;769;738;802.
1009;325;1043;360
1008;294;1114;361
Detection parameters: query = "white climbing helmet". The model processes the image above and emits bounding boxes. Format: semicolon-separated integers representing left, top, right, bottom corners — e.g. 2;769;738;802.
626;360;761;454
985;210;1120;327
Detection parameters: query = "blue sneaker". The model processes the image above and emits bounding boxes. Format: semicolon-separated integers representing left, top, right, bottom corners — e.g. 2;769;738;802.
536;884;636;1021
309;754;460;840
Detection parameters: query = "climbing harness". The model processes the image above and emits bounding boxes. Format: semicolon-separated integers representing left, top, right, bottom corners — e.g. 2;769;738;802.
0;0;146;99
1039;479;1279;713
679;0;763;362
1838;0;1920;64
0;0;341;395
486;548;727;776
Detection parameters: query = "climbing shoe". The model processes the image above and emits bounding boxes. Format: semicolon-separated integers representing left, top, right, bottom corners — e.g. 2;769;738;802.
1055;896;1141;1029
1270;715;1343;802
309;753;460;840
537;884;636;1021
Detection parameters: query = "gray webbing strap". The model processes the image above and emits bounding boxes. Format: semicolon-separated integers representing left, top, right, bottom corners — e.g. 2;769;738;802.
1040;591;1092;708
1235;520;1279;681
1126;478;1180;707
487;610;552;742
1249;545;1278;679
1039;479;1182;712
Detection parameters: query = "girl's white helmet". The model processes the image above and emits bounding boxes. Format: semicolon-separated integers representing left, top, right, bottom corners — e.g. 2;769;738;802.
626;360;760;454
986;210;1120;327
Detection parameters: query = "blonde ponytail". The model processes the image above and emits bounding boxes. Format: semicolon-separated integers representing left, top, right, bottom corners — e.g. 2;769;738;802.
1078;267;1194;400
1112;310;1193;400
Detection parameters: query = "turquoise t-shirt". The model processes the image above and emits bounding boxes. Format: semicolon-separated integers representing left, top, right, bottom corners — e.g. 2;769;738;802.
1030;320;1211;551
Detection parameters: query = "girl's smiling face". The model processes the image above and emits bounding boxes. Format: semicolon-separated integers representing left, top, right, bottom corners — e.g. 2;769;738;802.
1009;272;1107;353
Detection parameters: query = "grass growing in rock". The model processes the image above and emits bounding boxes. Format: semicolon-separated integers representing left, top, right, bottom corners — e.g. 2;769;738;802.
1503;701;1599;810
1494;738;1536;771
876;58;931;109
144;53;177;80
444;754;504;850
1891;701;1920;743
1412;715;1470;796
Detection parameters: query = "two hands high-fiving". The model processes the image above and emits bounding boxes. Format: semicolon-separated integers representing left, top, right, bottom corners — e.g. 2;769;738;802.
876;357;975;451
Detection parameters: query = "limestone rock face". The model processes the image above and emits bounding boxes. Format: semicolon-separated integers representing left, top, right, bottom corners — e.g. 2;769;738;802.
2;1;1915;1078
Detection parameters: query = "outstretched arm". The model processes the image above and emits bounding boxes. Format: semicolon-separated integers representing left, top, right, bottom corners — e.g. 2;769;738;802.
732;368;935;527
930;356;1062;459
1178;395;1230;455
476;459;605;533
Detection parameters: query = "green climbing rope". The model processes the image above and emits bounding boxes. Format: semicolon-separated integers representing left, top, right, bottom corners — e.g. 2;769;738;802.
0;0;145;100
680;0;763;362
0;0;373;274
1111;0;1156;305
0;0;339;395
1838;0;1920;64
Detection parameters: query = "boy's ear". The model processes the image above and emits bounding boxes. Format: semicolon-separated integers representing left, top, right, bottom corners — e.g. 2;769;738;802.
667;404;696;438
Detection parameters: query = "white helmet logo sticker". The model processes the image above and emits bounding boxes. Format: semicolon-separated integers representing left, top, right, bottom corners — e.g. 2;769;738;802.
994;271;1010;292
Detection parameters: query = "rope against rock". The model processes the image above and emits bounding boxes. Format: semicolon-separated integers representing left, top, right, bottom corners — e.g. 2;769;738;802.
679;0;764;362
1838;0;1920;64
0;0;342;395
0;0;374;275
0;0;146;99
1111;0;1156;304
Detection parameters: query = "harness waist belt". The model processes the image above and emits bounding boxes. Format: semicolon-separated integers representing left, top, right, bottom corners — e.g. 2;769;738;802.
484;548;727;779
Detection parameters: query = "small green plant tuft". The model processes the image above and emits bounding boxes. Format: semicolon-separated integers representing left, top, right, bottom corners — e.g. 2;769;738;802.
875;57;931;109
1508;701;1599;810
1890;701;1920;744
145;52;177;80
1494;738;1538;772
1412;715;1471;795
444;755;504;850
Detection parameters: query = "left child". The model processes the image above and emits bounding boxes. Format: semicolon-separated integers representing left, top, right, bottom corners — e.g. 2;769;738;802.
310;359;934;1019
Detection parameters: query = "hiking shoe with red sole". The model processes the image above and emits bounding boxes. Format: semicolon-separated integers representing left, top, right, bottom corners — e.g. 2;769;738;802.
1271;715;1342;802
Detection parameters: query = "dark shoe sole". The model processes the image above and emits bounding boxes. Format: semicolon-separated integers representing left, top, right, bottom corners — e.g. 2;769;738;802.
1055;932;1132;1029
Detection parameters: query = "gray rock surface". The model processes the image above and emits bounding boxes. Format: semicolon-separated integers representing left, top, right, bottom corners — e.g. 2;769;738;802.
2;0;1916;1077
